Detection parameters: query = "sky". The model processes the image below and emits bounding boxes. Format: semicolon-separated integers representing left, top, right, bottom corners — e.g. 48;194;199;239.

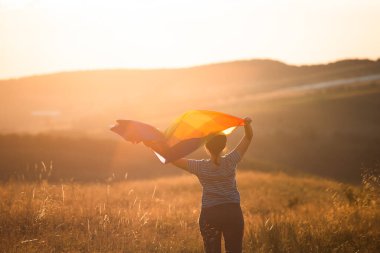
0;0;379;79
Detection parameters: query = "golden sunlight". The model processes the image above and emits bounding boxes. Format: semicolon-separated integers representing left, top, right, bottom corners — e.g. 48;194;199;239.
1;1;380;252
0;0;379;79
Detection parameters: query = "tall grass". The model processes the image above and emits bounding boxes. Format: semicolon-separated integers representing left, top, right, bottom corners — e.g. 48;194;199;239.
0;170;379;252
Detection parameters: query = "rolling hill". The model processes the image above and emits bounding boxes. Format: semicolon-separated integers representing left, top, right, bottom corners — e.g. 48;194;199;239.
1;58;379;134
0;58;380;183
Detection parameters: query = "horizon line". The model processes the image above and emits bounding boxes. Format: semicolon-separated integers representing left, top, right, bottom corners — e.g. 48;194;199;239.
1;56;379;82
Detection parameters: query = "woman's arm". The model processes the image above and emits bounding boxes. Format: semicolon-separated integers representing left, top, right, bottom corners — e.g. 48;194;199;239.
171;158;188;170
233;117;253;158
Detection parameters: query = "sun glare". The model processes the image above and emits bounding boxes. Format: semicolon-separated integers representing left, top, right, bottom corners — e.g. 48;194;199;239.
0;0;379;79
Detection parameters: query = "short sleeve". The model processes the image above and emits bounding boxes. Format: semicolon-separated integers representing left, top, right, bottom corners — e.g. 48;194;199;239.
224;150;241;165
186;159;205;175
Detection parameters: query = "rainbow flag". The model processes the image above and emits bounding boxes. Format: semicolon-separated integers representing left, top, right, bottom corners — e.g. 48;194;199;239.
111;110;245;163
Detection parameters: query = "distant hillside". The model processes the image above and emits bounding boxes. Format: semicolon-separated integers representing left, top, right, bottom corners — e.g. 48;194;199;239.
1;58;380;183
1;58;379;134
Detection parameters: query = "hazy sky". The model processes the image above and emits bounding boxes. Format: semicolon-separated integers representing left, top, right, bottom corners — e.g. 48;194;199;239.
0;0;379;79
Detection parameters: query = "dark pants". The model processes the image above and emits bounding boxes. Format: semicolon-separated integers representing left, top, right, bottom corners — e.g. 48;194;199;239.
199;203;244;253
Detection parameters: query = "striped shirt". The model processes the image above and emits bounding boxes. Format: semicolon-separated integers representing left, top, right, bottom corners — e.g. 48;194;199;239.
186;150;241;208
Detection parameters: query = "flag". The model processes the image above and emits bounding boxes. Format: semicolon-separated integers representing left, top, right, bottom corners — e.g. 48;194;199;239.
110;110;245;163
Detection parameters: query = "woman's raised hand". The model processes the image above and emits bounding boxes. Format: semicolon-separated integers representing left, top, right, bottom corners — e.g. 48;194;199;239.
243;117;253;140
244;117;252;125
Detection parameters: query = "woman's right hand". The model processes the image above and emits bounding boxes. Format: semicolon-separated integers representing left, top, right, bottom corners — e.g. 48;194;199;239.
243;117;253;140
234;116;253;158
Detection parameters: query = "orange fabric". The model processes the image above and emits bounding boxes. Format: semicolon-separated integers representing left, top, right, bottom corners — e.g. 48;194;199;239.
165;110;244;146
111;110;245;163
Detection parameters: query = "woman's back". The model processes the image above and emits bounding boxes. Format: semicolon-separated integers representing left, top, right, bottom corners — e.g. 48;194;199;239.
186;150;242;208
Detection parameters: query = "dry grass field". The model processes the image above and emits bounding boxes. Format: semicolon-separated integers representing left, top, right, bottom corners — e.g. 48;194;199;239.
1;170;379;253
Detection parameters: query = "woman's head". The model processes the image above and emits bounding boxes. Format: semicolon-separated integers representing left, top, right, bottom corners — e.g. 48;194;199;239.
205;134;227;157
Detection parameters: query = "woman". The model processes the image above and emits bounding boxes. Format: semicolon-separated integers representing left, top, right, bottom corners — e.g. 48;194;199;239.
172;117;253;253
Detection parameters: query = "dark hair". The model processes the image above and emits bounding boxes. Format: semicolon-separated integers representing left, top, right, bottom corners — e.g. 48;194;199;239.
205;134;227;158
